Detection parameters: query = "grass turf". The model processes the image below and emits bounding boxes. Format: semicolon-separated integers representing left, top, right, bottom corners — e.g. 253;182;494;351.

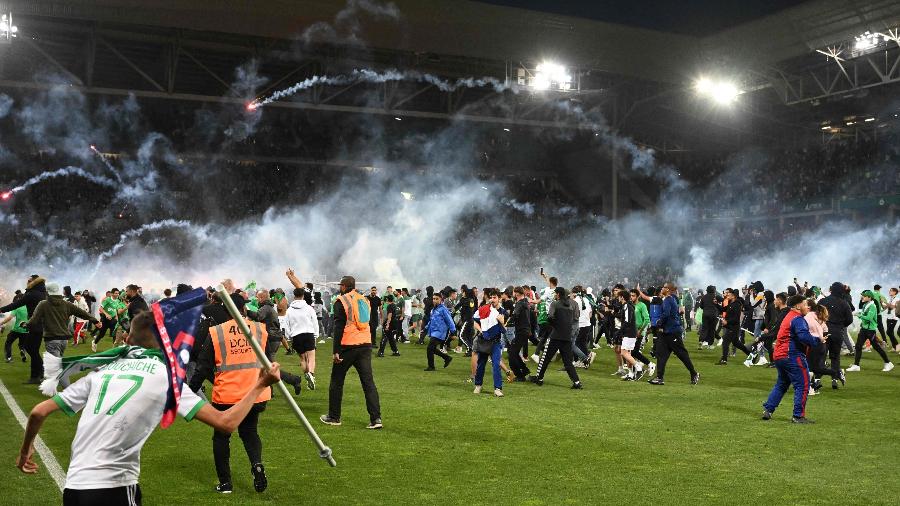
1;329;899;505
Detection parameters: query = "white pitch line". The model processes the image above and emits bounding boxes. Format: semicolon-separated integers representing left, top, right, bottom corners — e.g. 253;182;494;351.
0;379;66;491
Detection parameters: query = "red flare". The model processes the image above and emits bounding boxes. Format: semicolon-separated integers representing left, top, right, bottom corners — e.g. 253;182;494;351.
246;101;258;111
1;191;11;200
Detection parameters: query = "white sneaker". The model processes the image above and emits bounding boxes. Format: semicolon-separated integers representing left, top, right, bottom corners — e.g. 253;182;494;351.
587;351;597;365
494;388;504;397
743;357;753;368
611;368;624;376
91;342;97;353
318;339;326;344
473;385;482;394
755;356;768;366
530;354;540;364
840;349;851;356
808;387;817;396
714;339;722;347
648;362;657;377
846;364;860;372
882;362;895;372
573;361;587;369
863;347;872;353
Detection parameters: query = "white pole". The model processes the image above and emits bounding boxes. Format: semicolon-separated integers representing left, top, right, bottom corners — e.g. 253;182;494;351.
216;284;336;467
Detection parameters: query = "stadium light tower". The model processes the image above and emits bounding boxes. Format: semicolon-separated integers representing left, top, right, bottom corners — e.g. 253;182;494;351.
0;13;17;43
694;76;741;105
518;61;575;91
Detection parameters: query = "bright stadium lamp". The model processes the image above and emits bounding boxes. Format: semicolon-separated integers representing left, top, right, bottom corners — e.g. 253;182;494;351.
695;77;714;94
711;81;739;105
694;76;741;105
531;61;572;91
0;13;17;43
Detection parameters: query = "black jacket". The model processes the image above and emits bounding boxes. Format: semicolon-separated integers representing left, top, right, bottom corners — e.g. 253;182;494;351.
618;301;636;339
127;295;149;321
761;308;790;342
0;277;48;333
723;300;742;328
818;294;854;328
511;298;532;337
699;293;721;318
547;299;575;342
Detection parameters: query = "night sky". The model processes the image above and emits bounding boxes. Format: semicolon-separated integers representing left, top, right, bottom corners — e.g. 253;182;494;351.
475;0;811;35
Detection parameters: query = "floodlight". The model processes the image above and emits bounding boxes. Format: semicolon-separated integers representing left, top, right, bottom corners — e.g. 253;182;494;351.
695;76;740;105
711;82;739;105
0;13;17;43
530;61;572;91
695;77;713;94
400;192;413;200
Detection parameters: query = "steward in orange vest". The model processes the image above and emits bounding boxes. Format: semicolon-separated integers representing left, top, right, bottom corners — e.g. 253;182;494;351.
210;318;271;404
320;275;383;429
202;315;271;493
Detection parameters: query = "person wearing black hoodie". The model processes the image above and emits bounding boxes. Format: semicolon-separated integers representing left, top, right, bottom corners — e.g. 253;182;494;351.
698;286;720;348
817;282;854;388
717;289;752;365
0;275;48;383
529;287;583;389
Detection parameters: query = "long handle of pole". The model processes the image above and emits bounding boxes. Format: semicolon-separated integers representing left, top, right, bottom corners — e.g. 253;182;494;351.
216;285;336;467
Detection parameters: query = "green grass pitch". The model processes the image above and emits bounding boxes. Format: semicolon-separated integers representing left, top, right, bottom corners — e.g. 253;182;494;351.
1;329;898;505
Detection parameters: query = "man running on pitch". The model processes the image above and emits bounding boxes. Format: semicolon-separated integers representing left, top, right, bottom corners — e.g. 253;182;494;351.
15;311;282;505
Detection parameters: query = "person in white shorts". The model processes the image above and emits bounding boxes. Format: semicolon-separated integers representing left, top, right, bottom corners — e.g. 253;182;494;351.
15;310;281;506
616;291;645;381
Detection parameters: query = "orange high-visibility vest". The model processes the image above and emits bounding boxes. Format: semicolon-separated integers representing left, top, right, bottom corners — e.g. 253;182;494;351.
337;291;371;347
210;318;271;404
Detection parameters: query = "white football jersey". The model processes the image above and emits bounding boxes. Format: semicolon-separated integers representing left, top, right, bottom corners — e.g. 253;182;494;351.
53;354;205;490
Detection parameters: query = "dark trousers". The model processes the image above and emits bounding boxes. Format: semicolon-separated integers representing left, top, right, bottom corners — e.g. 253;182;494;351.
763;356;809;418
459;320;475;352
378;326;399;355
887;319;898;348
855;328;890;365
721;326;750;361
64;484;141;506
632;334;651;365
808;342;836;379
4;332;24;360
369;320;379;346
825;326;846;374
426;337;450;368
575;326;592;357
507;332;531;378
535;338;580;384
328;346;381;423
876;314;886;342
700;316;717;345
656;332;696;380
23;331;42;379
685;309;693;331
92;316;115;343
535;323;550;354
212;402;265;484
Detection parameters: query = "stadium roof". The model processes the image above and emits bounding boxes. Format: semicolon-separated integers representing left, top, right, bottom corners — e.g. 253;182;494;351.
7;0;900;84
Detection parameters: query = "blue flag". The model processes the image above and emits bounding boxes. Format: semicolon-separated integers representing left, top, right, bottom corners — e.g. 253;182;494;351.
150;288;206;428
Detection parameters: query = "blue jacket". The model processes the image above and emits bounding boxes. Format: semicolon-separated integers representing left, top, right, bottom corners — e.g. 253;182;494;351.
425;304;456;341
658;295;683;334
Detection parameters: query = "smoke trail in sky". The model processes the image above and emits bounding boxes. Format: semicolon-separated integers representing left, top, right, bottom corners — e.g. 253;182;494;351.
254;69;513;108
10;166;117;194
91;220;204;277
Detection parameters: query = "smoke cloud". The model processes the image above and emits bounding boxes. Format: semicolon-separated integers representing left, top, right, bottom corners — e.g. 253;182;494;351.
0;0;897;303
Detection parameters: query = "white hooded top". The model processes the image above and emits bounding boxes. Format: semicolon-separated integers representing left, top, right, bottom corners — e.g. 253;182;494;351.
283;299;319;338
